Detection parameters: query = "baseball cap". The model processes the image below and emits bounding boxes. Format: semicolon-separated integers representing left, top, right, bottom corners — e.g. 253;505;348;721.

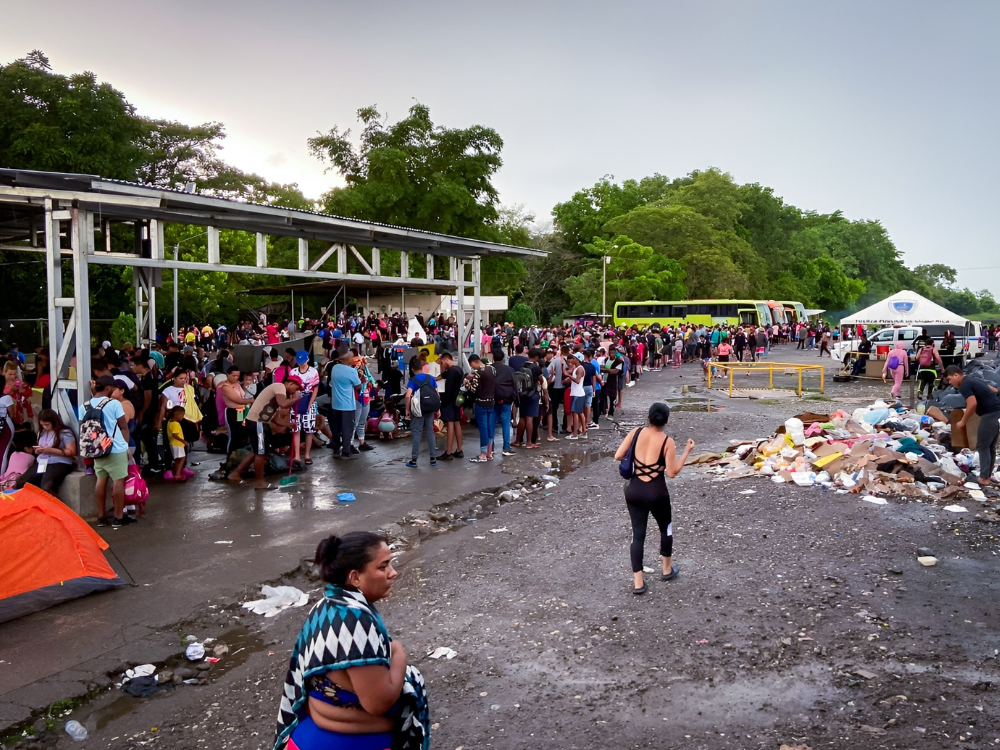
95;375;116;388
573;352;584;361
102;340;111;350
114;375;135;391
295;350;309;364
285;375;304;389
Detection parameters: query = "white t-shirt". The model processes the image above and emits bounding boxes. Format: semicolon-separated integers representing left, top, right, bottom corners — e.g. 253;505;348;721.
161;385;186;409
0;394;13;426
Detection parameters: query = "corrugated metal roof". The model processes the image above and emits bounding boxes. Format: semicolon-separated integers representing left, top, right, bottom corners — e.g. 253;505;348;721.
0;168;544;259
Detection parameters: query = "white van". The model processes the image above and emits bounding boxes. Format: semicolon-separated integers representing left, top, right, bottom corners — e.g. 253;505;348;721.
831;326;920;362
833;324;979;362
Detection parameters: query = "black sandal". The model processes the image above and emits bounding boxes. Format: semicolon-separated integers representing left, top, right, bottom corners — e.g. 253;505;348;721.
661;566;680;581
633;583;648;595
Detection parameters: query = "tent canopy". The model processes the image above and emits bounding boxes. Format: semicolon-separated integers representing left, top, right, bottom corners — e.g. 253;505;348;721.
840;290;969;328
0;485;123;623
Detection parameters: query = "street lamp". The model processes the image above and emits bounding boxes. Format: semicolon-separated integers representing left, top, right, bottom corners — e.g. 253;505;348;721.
602;255;612;320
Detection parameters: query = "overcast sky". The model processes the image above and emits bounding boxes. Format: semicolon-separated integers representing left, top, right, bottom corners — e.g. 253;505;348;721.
4;0;999;295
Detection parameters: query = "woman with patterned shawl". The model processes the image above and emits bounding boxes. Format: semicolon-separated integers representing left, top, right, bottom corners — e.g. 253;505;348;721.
275;532;430;750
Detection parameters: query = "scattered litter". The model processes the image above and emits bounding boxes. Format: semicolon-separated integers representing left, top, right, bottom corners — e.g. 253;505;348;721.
64;720;88;741
853;668;877;680
943;504;968;513
642;566;655;574
122;664;156;682
473;535;486;539
243;585;309;617
489;527;508;533
969;490;987;501
428;647;458;660
122;675;162;697
862;496;888;505
185;643;206;661
214;540;233;545
738;489;756;495
204;657;220;664
917;556;938;567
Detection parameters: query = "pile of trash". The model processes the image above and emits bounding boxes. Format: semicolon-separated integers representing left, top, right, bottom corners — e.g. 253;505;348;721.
691;400;998;503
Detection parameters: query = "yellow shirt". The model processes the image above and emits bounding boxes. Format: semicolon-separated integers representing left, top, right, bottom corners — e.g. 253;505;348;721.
167;421;185;447
185;332;196;344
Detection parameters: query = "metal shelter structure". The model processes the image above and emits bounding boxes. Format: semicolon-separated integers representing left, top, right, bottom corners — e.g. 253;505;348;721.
0;168;543;429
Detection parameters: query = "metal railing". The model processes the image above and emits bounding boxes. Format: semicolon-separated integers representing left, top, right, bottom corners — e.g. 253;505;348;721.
706;361;826;397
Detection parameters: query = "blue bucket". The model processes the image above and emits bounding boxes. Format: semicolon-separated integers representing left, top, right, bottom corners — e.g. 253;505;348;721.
337;492;356;503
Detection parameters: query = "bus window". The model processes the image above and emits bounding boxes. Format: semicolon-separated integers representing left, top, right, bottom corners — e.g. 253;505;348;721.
756;303;772;326
739;309;757;326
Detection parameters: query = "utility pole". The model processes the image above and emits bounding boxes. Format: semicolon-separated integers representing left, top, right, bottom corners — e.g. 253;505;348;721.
602;255;611;319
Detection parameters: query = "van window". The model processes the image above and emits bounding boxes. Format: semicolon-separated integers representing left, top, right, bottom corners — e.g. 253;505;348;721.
872;330;893;342
899;329;916;340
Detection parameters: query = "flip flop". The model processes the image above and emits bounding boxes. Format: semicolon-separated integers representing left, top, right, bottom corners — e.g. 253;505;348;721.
470;456;488;463
304;458;313;465
547;436;559;442
661;566;680;581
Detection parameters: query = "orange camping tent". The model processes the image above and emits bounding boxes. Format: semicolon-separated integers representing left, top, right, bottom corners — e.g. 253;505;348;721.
0;484;124;623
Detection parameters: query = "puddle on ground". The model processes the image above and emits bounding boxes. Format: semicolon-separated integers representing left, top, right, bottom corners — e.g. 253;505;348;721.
656;385;725;412
74;626;267;734
546;450;616;478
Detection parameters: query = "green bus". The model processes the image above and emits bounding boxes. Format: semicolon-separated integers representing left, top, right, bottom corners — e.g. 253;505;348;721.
613;299;778;329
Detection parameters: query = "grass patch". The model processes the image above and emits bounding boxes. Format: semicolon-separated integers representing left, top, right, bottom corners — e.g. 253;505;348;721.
757;399;781;405
803;394;832;401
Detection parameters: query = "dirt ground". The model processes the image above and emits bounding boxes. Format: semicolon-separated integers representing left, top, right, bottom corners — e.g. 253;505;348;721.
7;350;1000;750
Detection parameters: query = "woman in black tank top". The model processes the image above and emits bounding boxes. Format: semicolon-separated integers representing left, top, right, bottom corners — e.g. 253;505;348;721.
613;403;695;595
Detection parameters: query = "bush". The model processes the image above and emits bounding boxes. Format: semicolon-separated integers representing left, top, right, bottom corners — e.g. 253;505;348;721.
506;302;536;329
109;313;136;349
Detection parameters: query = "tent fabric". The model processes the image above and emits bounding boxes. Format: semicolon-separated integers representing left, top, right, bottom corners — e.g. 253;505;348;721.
0;484;122;622
840;290;969;327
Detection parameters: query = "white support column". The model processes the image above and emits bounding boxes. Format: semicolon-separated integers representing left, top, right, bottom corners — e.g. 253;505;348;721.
45;200;74;426
207;226;220;264
146;269;156;343
472;258;482;356
456;260;469;371
134;268;146;343
400;251;409;279
256;232;267;268
426;254;434;280
71;208;93;431
371;247;381;276
337;244;347;275
298;239;309;271
149;219;165;260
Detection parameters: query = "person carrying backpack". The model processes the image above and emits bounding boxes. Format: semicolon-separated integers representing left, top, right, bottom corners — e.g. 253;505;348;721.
882;340;910;398
916;339;944;399
491;350;517;456
404;357;440;468
80;375;133;527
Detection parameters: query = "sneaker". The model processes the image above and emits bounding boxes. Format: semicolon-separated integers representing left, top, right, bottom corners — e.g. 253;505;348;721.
359;443;375;452
430;459;438;467
85;466;95;476
112;515;137;527
588;422;600;429
405;459;418;468
453;450;464;458
502;450;516;457
438;453;454;461
566;434;579;440
349;446;360;455
97;516;110;527
342;451;358;460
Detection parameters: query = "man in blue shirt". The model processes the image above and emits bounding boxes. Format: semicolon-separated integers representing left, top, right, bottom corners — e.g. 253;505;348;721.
82;376;132;527
330;350;361;459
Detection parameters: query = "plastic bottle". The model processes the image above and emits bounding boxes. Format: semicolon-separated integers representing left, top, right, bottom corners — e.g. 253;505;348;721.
65;720;88;741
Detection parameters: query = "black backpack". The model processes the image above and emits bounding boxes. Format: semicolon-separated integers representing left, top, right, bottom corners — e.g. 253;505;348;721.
79;398;118;459
514;364;535;398
411;375;441;418
493;364;516;403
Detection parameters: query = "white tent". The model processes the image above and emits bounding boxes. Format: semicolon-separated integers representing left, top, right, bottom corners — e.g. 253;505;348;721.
840;290;969;327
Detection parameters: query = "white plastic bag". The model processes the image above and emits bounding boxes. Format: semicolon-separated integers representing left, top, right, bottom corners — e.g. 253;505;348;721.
784;418;805;446
243;585;309;617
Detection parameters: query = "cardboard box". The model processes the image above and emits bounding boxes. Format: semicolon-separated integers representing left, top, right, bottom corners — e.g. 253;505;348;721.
951;408;980;450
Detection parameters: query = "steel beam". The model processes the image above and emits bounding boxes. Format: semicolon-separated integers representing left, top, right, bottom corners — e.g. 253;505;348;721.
256;232;267;268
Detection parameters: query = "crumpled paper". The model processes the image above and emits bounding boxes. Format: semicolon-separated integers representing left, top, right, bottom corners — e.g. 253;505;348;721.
242;585;309;617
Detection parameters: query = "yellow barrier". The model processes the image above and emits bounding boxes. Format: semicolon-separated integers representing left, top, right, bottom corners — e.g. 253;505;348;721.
706;361;825;397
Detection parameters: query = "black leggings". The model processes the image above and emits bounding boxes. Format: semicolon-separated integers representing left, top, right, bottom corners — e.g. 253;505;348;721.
917;369;937;397
225;408;245;453
624;478;673;573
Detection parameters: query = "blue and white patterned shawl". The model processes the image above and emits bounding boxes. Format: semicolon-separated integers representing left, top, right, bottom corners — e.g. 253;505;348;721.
274;585;430;750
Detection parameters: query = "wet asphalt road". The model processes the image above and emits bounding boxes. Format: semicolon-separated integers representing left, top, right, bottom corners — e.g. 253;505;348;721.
5;348;1000;750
